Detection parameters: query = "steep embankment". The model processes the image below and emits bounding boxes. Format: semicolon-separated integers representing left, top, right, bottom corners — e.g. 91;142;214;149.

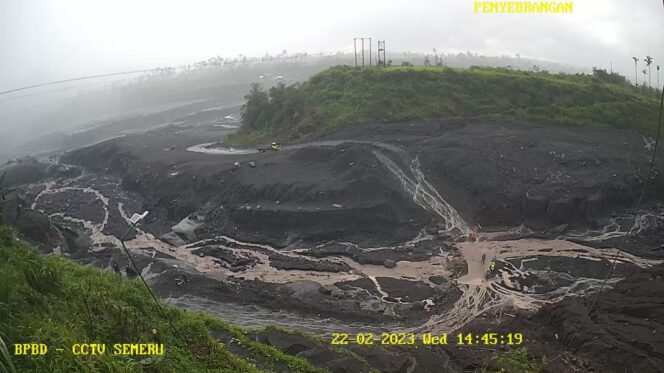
228;65;661;145
0;225;328;373
60;115;664;252
475;261;664;373
0;225;550;373
60;126;433;247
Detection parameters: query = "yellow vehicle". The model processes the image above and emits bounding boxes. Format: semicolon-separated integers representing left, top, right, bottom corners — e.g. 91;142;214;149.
257;141;280;152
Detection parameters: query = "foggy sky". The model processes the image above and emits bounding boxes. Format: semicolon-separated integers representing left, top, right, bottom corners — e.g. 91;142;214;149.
1;0;664;91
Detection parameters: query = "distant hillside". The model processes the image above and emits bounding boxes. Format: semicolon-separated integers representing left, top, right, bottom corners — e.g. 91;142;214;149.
228;65;661;145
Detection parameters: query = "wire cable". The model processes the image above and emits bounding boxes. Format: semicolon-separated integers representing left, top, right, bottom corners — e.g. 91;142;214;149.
588;86;664;313
0;70;151;96
119;224;182;343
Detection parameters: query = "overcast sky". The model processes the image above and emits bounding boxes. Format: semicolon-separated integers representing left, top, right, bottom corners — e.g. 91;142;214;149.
1;0;663;91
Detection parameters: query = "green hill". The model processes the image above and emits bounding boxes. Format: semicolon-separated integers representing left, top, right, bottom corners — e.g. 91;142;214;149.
0;225;325;373
227;65;661;145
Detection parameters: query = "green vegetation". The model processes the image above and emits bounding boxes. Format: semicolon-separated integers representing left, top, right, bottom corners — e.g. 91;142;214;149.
493;347;548;373
0;172;12;226
228;65;661;145
0;223;557;373
0;225;325;373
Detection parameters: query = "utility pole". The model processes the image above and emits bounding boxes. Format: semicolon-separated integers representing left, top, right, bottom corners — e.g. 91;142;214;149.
353;37;373;68
361;38;365;67
632;57;639;86
377;40;386;66
354;38;358;67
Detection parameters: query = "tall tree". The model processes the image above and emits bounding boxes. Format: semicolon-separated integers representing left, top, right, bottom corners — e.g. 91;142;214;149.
657;65;661;91
644;56;654;87
632;57;639;85
0;172;12;226
424;56;431;66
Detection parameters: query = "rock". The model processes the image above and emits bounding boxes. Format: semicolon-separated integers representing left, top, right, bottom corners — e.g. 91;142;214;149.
160;232;186;246
14;209;66;249
646;214;658;228
383;259;397;268
171;216;204;242
546;224;569;236
429;275;447;285
383;307;396;317
283;280;322;298
248;161;256;168
269;253;351;272
393;303;414;313
360;301;387;313
319;285;335;295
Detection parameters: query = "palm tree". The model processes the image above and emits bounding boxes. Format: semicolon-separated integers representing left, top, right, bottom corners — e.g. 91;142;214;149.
632;57;639;85
658;65;661;91
644;56;653;87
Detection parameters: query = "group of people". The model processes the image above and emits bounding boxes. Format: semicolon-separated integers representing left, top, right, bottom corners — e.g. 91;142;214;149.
469;228;497;280
111;260;138;278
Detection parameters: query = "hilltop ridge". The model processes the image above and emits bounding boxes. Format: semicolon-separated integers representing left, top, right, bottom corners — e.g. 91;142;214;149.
228;65;661;145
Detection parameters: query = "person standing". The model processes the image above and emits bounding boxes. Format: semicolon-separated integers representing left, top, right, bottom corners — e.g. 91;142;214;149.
468;230;478;242
111;260;120;275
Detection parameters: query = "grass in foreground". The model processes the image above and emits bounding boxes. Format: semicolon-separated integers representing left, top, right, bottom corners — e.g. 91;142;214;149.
0;223;549;373
0;225;324;373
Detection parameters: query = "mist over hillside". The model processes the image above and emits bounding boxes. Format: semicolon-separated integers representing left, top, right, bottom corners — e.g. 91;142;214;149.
0;50;588;161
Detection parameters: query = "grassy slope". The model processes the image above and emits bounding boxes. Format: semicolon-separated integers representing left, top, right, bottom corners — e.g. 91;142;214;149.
0;224;548;373
0;225;325;373
227;65;661;145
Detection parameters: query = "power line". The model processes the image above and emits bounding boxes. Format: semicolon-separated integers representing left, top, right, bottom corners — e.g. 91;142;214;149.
589;86;664;313
588;0;664;313
0;80;111;104
377;40;387;66
0;70;151;96
0;50;351;97
119;220;182;343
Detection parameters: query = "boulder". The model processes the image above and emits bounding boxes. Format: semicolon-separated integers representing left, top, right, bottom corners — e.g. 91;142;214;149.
160;232;186;246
